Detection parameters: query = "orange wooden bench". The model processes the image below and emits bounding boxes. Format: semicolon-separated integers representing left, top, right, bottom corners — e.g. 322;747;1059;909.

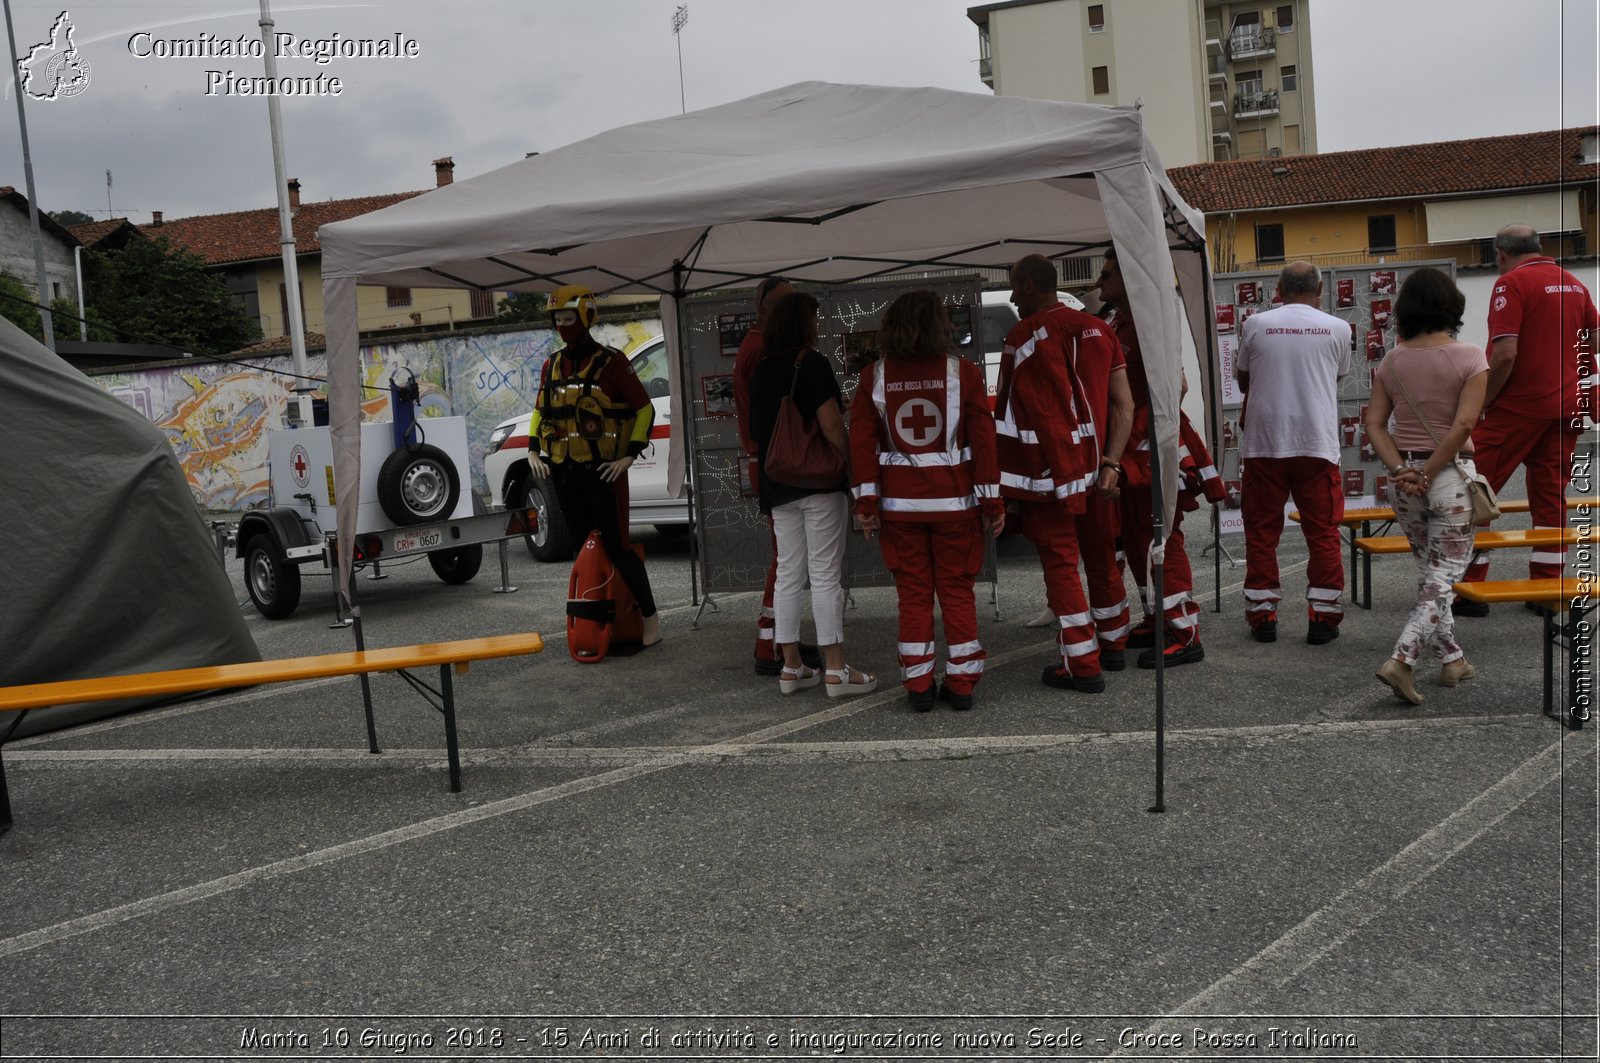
1292;498;1596;610
1451;579;1594;730
0;633;545;832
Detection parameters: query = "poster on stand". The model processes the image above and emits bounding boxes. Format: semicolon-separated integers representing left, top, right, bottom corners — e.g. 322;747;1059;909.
1370;270;1398;295
717;312;757;356
1216;303;1236;333
1371;299;1392;332
1237;280;1259;305
1337;279;1355;308
701;373;736;418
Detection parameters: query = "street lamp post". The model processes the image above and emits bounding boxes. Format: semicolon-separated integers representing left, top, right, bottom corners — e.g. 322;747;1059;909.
671;5;688;114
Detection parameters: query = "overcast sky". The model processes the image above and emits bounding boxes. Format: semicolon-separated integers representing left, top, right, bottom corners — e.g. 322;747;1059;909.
3;0;1596;221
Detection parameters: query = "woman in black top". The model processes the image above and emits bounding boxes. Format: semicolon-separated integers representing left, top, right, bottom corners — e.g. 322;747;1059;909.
747;292;876;698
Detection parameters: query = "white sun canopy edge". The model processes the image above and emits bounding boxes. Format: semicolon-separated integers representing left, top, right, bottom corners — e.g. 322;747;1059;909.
319;81;1213;609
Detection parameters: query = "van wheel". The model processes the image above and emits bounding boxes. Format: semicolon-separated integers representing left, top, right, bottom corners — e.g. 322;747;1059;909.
244;533;301;619
428;545;483;584
511;475;573;563
377;443;459;526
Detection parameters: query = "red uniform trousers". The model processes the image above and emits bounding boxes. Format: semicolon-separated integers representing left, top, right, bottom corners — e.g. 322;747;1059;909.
1463;411;1579;583
1241;456;1345;629
880;518;986;694
1075;490;1130;650
1118;485;1200;647
1018;499;1101;677
754;515;779;661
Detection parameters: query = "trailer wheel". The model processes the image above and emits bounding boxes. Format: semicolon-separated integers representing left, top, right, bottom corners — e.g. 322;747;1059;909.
428;545;483;584
511;475;573;563
377;443;460;526
244;533;301;619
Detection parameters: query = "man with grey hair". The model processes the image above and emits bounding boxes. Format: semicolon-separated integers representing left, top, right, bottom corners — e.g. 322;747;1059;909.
1233;260;1353;644
1455;225;1599;613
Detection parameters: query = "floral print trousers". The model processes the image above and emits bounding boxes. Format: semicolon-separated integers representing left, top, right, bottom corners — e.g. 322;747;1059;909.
1389;461;1477;666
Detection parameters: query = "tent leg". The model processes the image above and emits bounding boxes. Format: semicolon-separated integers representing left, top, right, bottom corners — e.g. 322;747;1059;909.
346;574;381;755
1148;443;1167;815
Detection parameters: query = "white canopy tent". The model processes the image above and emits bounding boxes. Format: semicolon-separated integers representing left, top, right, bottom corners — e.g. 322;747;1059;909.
319;81;1213;615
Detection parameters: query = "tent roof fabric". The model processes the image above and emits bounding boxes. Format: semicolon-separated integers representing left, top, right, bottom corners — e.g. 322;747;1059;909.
320;81;1204;295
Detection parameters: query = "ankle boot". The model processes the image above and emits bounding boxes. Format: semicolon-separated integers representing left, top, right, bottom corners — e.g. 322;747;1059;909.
1376;657;1423;705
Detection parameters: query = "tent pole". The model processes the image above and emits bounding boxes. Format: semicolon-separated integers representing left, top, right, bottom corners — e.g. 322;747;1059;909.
1199;257;1226;614
671;260;701;607
346;570;380;754
1148;437;1167;815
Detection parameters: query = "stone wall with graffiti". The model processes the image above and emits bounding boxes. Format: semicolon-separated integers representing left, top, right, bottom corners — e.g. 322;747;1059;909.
87;317;664;511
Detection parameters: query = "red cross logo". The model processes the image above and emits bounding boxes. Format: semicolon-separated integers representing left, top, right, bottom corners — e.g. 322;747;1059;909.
289;444;311;488
895;398;942;448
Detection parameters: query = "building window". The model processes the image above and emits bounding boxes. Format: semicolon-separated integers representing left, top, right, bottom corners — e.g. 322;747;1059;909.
1087;4;1104;32
1256;223;1285;263
1368;215;1398;253
1235;69;1263;95
470;290;495;318
386;286;412;308
51;282;61;299
1280;64;1297;92
1277;4;1295;31
1091;65;1109;95
1283;124;1301;154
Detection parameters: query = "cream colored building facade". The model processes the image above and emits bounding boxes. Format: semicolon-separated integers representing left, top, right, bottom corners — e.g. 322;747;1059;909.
969;0;1317;165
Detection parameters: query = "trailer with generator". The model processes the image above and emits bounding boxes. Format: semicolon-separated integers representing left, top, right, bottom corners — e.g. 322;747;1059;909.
236;376;534;620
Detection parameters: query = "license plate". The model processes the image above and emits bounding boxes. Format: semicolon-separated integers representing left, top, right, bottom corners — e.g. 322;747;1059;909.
394;529;444;553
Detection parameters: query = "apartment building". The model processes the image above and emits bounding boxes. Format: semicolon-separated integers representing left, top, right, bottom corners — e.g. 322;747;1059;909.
968;0;1317;165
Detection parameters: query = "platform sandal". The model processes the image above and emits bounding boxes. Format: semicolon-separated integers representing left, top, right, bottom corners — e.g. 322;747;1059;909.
778;664;821;695
824;665;878;699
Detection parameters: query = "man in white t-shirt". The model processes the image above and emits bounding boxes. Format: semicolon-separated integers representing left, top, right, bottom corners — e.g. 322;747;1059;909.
1234;261;1353;645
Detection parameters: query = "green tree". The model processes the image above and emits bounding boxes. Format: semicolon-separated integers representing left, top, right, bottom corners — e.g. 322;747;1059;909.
50;208;95;226
496;291;547;322
81;236;261;353
0;270;42;338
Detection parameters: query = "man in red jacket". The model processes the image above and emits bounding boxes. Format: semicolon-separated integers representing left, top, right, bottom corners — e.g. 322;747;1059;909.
996;259;1103;691
733;276;820;672
1094;248;1224;667
1456;224;1598;614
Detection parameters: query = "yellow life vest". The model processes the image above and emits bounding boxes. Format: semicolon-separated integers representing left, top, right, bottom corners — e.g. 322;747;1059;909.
537;347;637;464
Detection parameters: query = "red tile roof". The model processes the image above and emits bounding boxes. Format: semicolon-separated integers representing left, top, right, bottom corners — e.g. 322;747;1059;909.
68;218;142;249
1168;126;1598;213
144;191;424;266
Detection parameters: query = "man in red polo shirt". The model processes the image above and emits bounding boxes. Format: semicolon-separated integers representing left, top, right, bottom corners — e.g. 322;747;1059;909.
1457;225;1599;613
733;276;821;672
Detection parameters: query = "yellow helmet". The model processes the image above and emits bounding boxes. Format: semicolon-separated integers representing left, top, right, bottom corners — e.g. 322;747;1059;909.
549;284;598;329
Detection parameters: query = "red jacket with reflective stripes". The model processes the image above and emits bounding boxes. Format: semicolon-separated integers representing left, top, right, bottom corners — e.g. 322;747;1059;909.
849;355;1001;523
993;306;1096;510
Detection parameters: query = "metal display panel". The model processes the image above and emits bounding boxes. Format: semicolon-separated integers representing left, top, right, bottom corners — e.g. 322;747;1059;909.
1209;260;1458;535
680;276;994;595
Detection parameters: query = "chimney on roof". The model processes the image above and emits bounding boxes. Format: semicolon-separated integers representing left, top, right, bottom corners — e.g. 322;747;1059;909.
151;210;163;226
434;157;454;187
287;178;301;210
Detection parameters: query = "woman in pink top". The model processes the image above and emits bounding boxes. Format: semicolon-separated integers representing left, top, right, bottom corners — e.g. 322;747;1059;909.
1364;268;1489;704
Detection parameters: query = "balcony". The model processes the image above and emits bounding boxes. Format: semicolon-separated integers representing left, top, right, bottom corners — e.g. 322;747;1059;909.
1226;26;1275;61
1209;90;1228;114
978;56;992;85
1234;89;1280;117
1205;19;1223;55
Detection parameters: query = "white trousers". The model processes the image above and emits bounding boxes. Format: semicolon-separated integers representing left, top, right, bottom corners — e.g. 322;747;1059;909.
771;491;848;647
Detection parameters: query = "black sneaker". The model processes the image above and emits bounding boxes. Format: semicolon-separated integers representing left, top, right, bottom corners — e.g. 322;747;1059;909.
1126;618;1158;649
1251;620;1279;643
1099;648;1127;672
937;683;974;710
1306;620;1340;645
908;687;936;712
1040;666;1106;693
1453;598;1490;618
1137;641;1205;669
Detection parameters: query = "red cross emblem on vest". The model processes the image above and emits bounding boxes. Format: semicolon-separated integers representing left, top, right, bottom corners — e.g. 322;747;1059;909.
895;397;943;448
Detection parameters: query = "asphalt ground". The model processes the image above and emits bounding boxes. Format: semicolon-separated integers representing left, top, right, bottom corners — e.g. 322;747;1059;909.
1;486;1596;1062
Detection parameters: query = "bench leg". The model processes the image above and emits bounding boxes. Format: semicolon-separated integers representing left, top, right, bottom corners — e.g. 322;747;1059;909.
440;664;462;793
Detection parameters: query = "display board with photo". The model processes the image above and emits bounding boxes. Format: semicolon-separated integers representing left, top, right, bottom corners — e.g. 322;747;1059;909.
1207;260;1459;534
